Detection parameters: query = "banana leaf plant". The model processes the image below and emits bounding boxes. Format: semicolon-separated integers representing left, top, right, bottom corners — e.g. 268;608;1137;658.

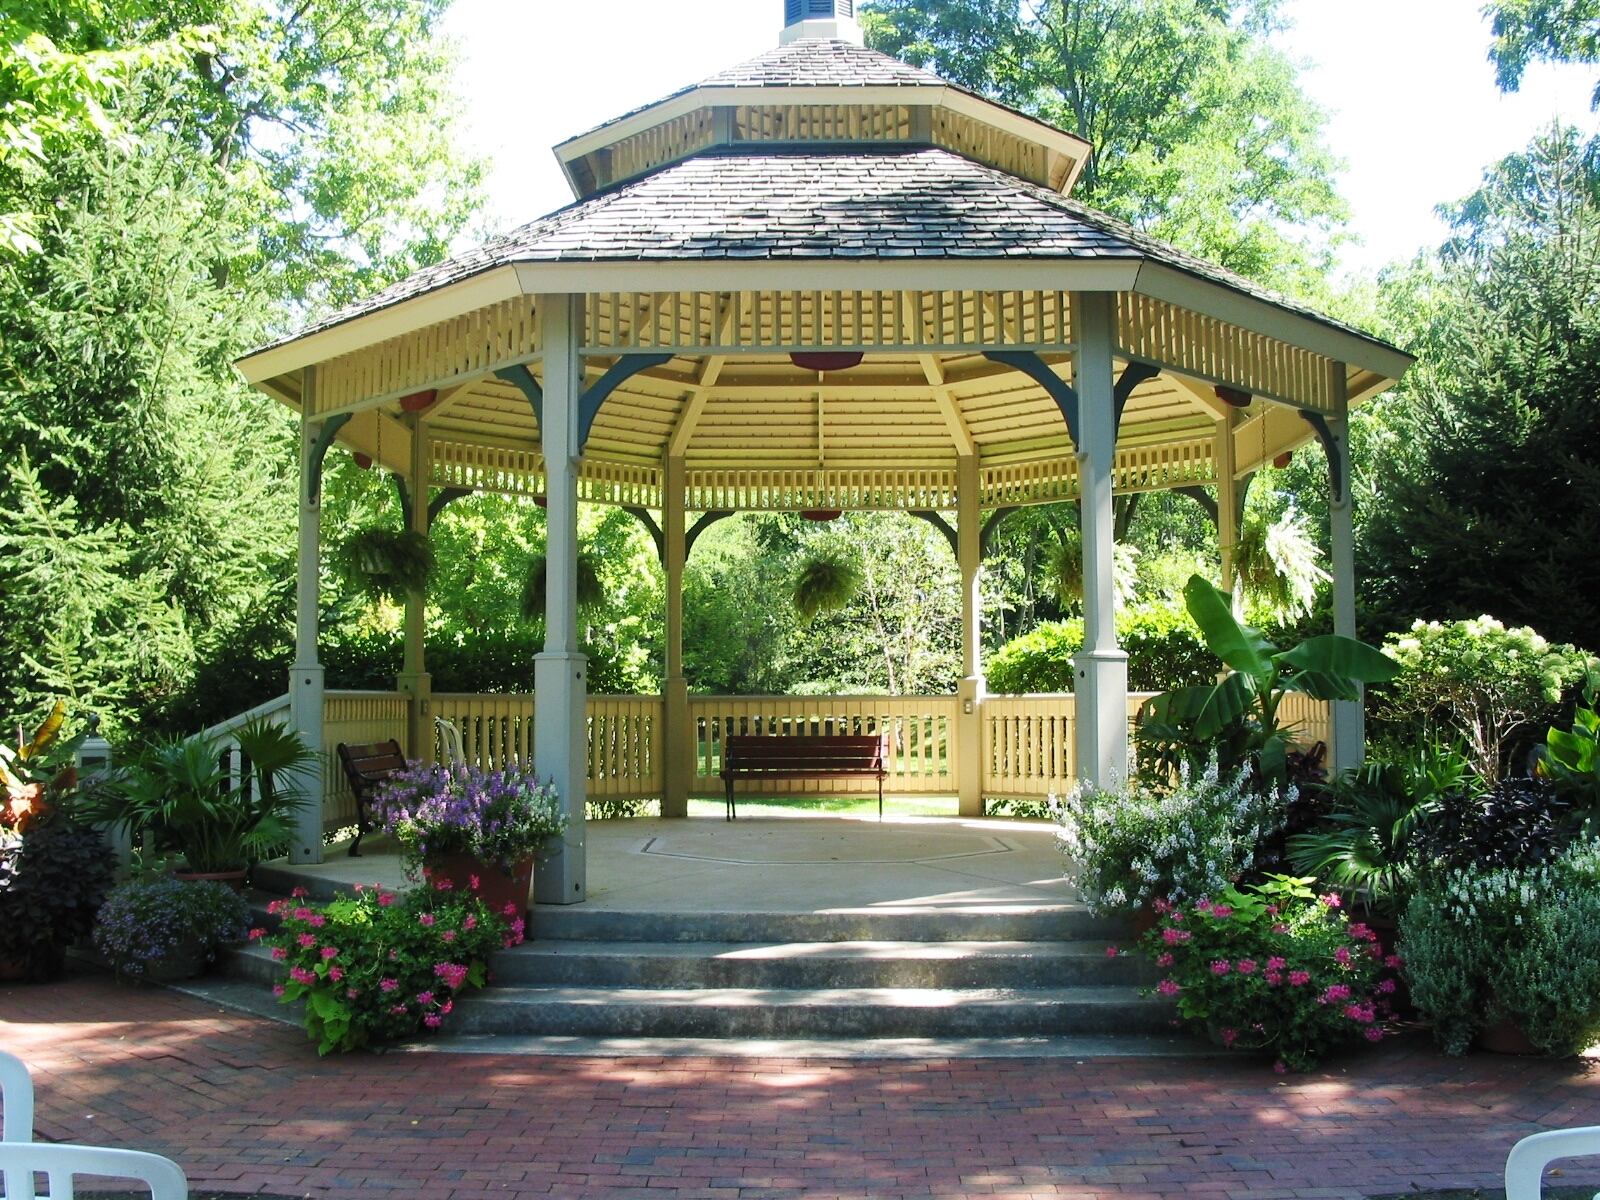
1538;681;1600;824
1137;575;1399;787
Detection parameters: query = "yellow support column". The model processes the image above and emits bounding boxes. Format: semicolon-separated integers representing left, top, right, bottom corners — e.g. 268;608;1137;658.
398;415;433;760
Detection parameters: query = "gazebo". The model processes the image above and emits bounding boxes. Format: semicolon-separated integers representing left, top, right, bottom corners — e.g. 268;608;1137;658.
235;0;1412;904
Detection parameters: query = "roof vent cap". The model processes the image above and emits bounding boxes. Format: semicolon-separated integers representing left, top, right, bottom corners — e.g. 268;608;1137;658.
781;0;862;45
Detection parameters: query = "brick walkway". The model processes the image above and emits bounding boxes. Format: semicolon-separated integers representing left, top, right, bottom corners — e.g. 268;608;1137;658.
3;975;1599;1199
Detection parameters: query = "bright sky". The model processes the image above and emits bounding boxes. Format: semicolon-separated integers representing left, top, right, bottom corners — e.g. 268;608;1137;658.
441;0;1598;278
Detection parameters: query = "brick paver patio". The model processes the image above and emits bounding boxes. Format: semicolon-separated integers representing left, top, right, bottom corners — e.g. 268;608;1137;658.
3;974;1599;1199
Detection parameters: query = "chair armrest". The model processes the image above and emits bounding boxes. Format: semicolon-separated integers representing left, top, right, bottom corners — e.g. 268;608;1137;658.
1505;1126;1600;1199
0;1141;188;1199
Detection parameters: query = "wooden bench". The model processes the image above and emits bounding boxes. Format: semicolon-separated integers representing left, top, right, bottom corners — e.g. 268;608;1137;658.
720;734;889;821
336;739;407;857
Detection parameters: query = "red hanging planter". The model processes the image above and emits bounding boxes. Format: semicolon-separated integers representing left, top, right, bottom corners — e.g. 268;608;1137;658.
790;351;863;372
801;509;843;522
399;389;439;413
533;496;548;509
352;452;373;470
1273;451;1293;470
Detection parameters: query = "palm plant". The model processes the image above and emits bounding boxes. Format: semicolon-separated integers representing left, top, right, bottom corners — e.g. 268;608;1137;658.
792;553;860;622
1287;741;1477;917
79;719;313;873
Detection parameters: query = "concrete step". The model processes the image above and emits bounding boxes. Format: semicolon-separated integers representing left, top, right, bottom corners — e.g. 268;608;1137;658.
528;906;1124;944
451;984;1175;1039
496;938;1156;990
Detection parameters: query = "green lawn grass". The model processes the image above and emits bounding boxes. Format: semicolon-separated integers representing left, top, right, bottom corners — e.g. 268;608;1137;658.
685;794;958;819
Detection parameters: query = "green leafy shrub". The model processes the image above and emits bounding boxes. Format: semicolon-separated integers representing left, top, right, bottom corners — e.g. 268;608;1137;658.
1540;681;1600;822
1402;845;1600;1056
1056;756;1289;913
0;811;116;980
1138;875;1391;1072
986;604;1220;694
267;880;519;1055
1374;617;1596;783
93;877;248;980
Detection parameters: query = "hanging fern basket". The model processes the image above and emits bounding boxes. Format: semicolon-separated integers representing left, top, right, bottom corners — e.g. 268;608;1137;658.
334;527;435;604
792;554;861;623
522;552;605;620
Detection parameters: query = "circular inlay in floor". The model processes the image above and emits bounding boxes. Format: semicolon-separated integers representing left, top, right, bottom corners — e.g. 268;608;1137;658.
636;823;1017;865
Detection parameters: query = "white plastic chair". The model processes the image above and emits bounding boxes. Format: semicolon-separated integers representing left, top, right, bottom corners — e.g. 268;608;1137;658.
0;1052;32;1144
0;1051;187;1199
1;1142;188;1199
436;716;466;765
1506;1126;1600;1199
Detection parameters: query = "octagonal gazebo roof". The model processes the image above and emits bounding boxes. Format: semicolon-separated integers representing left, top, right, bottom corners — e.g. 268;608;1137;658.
238;26;1411;516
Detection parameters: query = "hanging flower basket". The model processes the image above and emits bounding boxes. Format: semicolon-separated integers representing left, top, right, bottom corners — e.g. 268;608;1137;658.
334;527;435;604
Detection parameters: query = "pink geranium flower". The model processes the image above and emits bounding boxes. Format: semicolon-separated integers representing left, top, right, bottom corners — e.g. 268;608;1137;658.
1288;970;1311;987
1104;945;1119;958
320;945;338;960
1210;960;1231;976
380;978;399;993
296;933;317;949
291;886;308;898
1318;893;1342;909
1334;946;1352;965
377;891;396;907
247;928;266;941
1266;956;1287;971
270;946;287;961
1236;959;1257;975
1156;978;1181;996
1156;952;1174;967
418;913;436;927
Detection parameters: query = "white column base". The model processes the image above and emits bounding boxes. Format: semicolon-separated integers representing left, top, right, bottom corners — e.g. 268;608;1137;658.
1330;696;1365;776
534;651;587;904
662;674;692;819
287;663;326;865
956;677;985;817
1074;650;1129;790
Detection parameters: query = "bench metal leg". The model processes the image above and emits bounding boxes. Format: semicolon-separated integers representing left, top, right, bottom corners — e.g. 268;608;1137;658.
878;775;884;821
724;778;736;821
349;811;365;857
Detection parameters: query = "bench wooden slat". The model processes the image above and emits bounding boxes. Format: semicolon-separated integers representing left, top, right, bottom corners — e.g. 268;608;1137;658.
719;734;889;820
337;739;406;857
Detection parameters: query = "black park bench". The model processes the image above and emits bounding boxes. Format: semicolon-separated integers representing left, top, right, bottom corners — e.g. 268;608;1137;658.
336;739;406;857
720;734;889;821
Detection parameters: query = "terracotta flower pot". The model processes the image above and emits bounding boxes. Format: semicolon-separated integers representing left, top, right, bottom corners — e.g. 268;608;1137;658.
425;852;533;922
1130;904;1163;938
174;868;248;894
1476;1017;1541;1056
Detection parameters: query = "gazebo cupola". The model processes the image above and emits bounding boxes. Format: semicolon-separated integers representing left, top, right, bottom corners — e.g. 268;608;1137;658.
551;16;1091;198
781;0;862;45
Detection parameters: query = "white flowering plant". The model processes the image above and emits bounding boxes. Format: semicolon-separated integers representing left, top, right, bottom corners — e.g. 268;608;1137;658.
1377;617;1596;783
1054;755;1292;914
1401;842;1600;1056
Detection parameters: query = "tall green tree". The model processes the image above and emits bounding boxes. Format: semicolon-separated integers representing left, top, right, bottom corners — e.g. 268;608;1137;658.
861;0;1347;295
0;0;484;737
1358;125;1600;647
1488;0;1600;104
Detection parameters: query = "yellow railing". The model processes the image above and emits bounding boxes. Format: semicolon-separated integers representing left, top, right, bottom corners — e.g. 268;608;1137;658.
431;693;536;772
588;695;662;799
295;687;1334;820
689;694;958;796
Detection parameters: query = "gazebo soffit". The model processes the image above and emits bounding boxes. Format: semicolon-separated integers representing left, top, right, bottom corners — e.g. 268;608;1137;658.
237;40;1413;519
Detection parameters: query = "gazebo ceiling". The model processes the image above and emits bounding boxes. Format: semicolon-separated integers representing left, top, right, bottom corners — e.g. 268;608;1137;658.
238;23;1413;517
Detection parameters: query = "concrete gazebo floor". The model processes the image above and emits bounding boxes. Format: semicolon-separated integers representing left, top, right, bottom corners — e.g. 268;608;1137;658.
257;812;1080;916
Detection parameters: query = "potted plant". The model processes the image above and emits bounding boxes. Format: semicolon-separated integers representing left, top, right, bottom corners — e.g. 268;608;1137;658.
0;702;117;981
78;719;312;885
92;876;249;982
373;760;565;916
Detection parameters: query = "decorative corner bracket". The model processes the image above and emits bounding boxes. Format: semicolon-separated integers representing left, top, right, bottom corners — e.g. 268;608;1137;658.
306;412;352;505
985;351;1078;445
1299;411;1346;505
1113;362;1162;432
495;364;544;429
686;510;733;557
909;510;958;558
580;354;675;449
980;506;1020;559
623;506;665;561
